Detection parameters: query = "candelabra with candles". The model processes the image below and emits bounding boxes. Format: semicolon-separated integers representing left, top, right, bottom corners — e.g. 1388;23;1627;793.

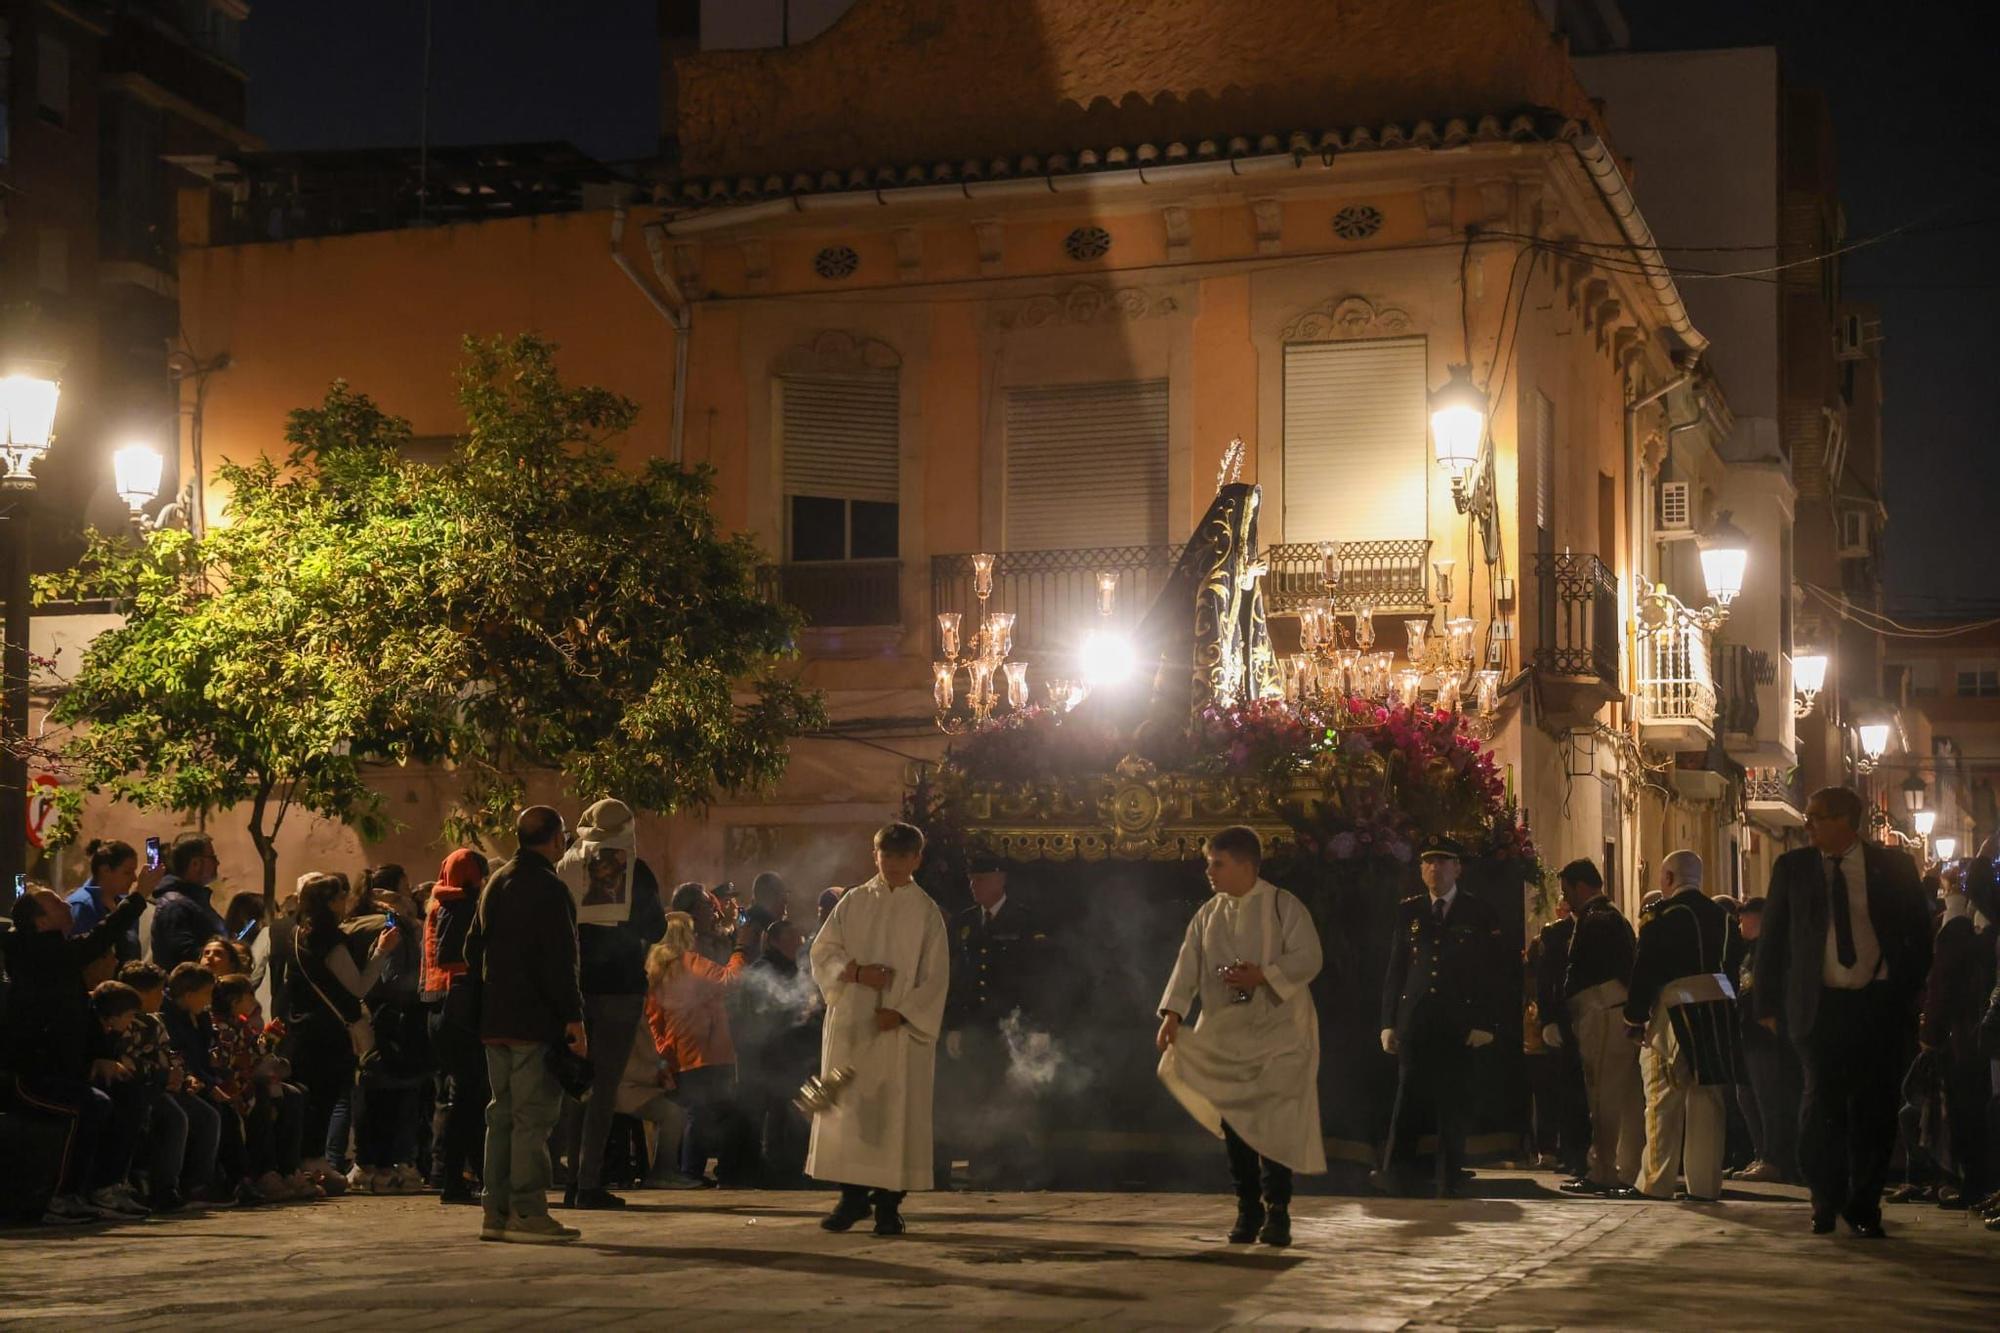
1280;545;1505;732
934;553;1030;734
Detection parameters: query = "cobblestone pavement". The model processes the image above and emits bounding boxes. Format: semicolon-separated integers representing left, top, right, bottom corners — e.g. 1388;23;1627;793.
3;1174;1994;1329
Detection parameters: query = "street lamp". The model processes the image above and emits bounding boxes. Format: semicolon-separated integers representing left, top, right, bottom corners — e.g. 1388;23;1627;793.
1856;722;1891;774
113;444;165;515
1431;364;1486;511
1;368;62;895
1900;774;1927;814
1914;809;1937;838
1792;650;1828;717
1696;512;1750;609
1935;836;1958;862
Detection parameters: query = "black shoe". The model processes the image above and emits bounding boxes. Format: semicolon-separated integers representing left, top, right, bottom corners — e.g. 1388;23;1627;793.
1604;1186;1641;1200
821;1198;872;1232
148;1188;187;1215
1228;1201;1264;1244
1368;1169;1407;1196
873;1206;906;1236
439;1189;483;1207
1258;1206;1291;1247
1811;1214;1836;1235
1673;1191;1720;1204
572;1188;626;1210
1559;1179;1607;1196
558;1185;576;1209
1846;1217;1887;1239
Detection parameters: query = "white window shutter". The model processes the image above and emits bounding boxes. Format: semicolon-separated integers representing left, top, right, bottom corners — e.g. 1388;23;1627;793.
1282;338;1428;543
780;373;899;503
1005;380;1168;550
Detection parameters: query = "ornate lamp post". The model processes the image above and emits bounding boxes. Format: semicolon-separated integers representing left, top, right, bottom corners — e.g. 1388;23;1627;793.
1;369;62;893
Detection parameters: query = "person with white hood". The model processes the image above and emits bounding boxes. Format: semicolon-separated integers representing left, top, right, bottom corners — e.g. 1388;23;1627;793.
807;822;950;1237
1156;825;1325;1248
554;797;665;1210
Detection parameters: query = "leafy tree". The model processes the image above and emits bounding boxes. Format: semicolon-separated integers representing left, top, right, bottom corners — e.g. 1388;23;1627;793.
42;334;822;902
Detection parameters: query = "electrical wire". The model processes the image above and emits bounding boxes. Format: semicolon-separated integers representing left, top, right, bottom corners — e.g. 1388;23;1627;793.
1805;581;2000;637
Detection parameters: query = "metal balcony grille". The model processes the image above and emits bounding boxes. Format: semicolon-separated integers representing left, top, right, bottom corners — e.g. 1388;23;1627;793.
1533;553;1618;682
1636;618;1718;729
1263;539;1432;612
930;547;1173;656
761;559;902;628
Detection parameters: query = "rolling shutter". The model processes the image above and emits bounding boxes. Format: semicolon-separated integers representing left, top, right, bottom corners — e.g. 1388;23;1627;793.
1282;338;1428;543
1005;379;1168;550
780;373;899;503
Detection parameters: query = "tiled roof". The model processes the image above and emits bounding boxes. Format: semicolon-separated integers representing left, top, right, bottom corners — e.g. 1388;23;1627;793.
658;112;1578;209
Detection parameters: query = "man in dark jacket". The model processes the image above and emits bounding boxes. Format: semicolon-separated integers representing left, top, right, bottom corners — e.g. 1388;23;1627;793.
941;854;1049;1188
473;806;587;1245
148;834;227;968
735;919;820;1186
1373;838;1506;1197
1920;874;1995;1209
1625;850;1733;1202
1757;785;1933;1238
1548;858;1643;1196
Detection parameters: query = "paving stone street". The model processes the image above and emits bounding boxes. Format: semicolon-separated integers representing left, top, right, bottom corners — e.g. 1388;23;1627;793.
4;1173;1995;1329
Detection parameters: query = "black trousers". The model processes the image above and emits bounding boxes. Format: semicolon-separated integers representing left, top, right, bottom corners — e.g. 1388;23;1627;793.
1797;983;1901;1226
1222;1121;1292;1208
428;1010;488;1190
1946;1059;1992;1202
1740;1028;1804;1180
1384;1027;1470;1187
288;1025;356;1160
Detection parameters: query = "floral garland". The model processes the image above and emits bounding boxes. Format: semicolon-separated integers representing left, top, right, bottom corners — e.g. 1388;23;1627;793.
930;696;1542;883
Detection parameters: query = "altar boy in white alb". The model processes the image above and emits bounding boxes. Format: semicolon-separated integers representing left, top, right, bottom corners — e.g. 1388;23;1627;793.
807;822;950;1236
1156;825;1325;1247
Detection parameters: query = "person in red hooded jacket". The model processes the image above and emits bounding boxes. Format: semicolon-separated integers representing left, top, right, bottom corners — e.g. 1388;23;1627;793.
424;848;489;1204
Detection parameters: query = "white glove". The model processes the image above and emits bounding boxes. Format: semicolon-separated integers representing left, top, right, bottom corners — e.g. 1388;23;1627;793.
945;1031;964;1060
1380;1027;1399;1055
1541;1023;1563;1049
1465;1029;1495;1049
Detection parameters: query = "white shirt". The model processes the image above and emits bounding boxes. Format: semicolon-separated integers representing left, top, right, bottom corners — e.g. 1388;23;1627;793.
1821;840;1885;988
1426;886;1459;922
980;894;1008;925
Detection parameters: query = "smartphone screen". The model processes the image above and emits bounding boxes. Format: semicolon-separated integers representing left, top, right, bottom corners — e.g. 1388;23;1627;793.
145;837;162;870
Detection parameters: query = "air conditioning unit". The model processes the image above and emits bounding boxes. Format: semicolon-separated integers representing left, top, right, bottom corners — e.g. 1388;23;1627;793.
1834;312;1866;361
1656;481;1694;540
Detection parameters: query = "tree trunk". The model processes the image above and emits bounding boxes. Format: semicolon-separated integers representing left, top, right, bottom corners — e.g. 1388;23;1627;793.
248;780;279;915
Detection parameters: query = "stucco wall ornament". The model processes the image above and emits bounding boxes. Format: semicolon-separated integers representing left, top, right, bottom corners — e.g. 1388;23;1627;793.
773;330;903;377
1282;295;1413;342
990;283;1179;331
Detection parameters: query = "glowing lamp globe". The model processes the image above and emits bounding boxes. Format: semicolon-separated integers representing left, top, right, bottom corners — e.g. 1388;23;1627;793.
0;372;62;479
1793;652;1828;696
1697;512;1750;607
1935;837;1958;862
1914;810;1937;838
113;444;164;511
1429;364;1486;476
1079;629;1136;688
1858;723;1891;763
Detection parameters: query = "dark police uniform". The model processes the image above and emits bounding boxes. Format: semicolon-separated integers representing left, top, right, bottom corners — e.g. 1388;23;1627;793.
1378;882;1507;1193
939;894;1048;1186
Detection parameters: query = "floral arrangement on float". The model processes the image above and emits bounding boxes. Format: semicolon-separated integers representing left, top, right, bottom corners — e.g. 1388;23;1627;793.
916;692;1541;886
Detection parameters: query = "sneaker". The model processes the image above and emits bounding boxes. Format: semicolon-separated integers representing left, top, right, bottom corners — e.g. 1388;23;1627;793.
302;1159;348;1198
439;1188;483;1207
149;1187;188;1215
393;1165;431;1193
570;1188;627;1211
1736;1161;1783;1183
235;1180;270;1208
86;1186;150;1219
502;1214;581;1244
283;1171;322;1200
40;1194;101;1225
255;1171;293;1202
102;1183;151;1214
480;1213;510;1242
345;1164;372;1194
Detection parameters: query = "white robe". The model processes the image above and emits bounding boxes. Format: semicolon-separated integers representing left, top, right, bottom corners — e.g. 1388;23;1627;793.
806;874;951;1191
1156;879;1326;1174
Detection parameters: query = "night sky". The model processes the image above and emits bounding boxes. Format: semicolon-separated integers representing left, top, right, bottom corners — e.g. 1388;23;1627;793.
241;1;1992;614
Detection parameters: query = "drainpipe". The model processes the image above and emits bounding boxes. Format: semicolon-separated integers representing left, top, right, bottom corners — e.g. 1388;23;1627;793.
610;204;691;464
1566;133;1708;354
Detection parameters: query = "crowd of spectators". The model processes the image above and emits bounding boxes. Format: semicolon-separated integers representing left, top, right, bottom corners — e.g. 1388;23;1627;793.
1;821;831;1226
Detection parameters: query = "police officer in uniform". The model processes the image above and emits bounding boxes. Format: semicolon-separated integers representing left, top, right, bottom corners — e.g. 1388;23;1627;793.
940;852;1048;1187
1373;838;1507;1197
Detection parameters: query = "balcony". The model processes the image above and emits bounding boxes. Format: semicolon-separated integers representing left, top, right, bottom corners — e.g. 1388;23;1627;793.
930;538;1430;662
1531;552;1621;730
1636;617;1717;752
1714;641;1770;740
762;559;901;630
1745;766;1807;828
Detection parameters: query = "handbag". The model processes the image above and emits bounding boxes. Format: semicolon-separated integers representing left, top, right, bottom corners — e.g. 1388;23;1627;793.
546;1042;595;1099
295;931;375;1060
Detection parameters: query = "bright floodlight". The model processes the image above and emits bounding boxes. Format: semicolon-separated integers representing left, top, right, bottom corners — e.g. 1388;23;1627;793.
1935;837;1958;861
1914;810;1937;837
1429;364;1485;475
113;444;164;510
1079;629;1136;687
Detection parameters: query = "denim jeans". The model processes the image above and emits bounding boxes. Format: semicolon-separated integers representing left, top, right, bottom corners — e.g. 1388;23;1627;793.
484;1043;562;1223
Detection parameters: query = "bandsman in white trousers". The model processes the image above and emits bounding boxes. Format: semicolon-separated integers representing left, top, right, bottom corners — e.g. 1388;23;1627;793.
1548;859;1645;1198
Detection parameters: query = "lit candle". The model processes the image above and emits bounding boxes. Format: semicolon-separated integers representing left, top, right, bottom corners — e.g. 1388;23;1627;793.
1003;660;1029;708
1405;619;1431;663
971;552;996;601
937;611;961;659
1319;540;1341;587
1354;604;1375;651
1095;571;1118;616
933;661;956;711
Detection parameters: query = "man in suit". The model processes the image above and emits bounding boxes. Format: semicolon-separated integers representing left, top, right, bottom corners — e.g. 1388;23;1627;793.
1625;850;1732;1202
940;853;1048;1187
1373;838;1507;1197
1757;785;1933;1238
1552;858;1643;1197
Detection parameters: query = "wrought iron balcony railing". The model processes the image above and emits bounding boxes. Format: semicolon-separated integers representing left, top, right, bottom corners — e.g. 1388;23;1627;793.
1636;616;1718;733
1714;640;1771;737
1745;766;1806;826
931;538;1432;658
1532;552;1619;683
761;559;902;629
